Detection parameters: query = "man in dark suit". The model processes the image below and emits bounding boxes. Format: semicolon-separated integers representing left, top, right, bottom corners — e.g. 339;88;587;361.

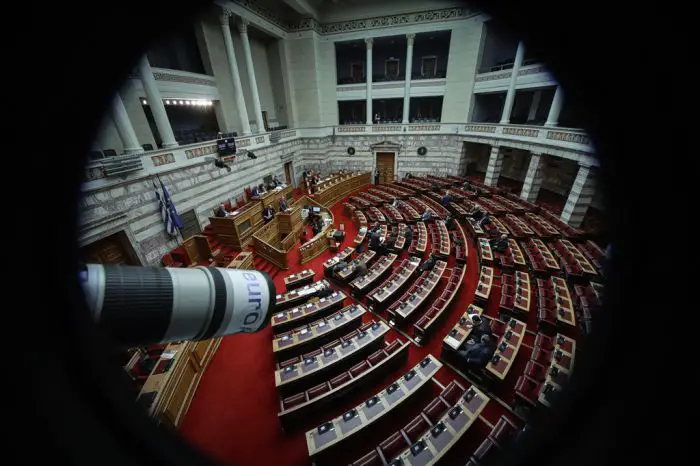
421;209;433;222
279;197;288;212
468;315;492;343
457;334;496;368
490;234;509;252
216;203;228;218
405;226;413;245
441;191;453;207
369;230;381;251
418;254;436;273
262;206;275;223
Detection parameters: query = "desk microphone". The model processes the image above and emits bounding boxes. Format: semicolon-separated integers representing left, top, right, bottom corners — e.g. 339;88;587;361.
80;264;275;346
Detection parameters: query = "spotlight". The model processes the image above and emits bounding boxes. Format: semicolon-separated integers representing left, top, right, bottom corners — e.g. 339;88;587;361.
247;151;257;159
179;100;184;105
165;100;170;105
142;99;147;105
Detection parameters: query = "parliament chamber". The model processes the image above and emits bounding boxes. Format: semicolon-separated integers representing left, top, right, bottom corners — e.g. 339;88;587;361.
78;1;610;464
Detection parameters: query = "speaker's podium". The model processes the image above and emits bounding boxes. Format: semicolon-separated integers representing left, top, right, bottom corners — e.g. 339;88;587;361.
277;207;301;235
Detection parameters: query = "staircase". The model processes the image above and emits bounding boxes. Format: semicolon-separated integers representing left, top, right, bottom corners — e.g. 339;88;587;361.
252;254;283;281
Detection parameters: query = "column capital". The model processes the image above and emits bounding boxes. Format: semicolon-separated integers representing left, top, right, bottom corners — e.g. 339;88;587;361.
530;150;542;156
219;11;232;26
578;162;593;169
365;37;374;49
406;33;416;45
238;18;250;34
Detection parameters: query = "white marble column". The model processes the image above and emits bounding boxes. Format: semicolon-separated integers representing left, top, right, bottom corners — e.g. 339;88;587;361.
366;38;373;125
484;145;504;186
499;41;525;124
137;56;178;148
545;85;564;127
520;151;544;202
402;34;415;124
221;13;251;135
239;19;266;133
110;93;142;154
527;90;542;122
560;163;596;228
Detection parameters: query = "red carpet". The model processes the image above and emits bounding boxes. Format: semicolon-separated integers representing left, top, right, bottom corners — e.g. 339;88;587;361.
179;185;534;466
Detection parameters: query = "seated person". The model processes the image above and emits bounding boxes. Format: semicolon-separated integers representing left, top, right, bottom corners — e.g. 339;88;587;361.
272;175;281;187
445;215;456;230
463;180;475;193
490;234;509;252
457;334;496;368
478;212;491;227
369;231;382;251
216;203;228;218
404;227;413;245
420;209;433;222
470;206;483;220
333;260;349;277
405;172;413;179
467;315;492;343
392;198;400;208
441;191;453;207
316;286;334;299
381;235;396;253
279;197;288;212
262;206;275;223
418;254;436;273
354;261;369;277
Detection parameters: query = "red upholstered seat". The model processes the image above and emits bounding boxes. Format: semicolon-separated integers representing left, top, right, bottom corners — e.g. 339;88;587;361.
530;346;553;366
440;380;466;406
403;415;430;443
414;315;430;331
534;333;555;351
307;382;330;400
472;437;498;463
500;293;515;311
523;360;547;382
488;415;519;448
490;319;508;337
278;356;300;369
330;372;351;388
282;392;307;410
352;449;383;466
514;375;541;407
379;432;408;463
368;350;388;366
385;340;402;354
423;397;449;423
349;361;370;377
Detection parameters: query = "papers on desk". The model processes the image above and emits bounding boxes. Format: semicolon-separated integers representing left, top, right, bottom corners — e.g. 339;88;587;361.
445;335;460;349
161;349;177;360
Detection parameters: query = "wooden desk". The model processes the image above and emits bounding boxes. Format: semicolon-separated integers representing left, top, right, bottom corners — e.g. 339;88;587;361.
474;266;494;301
367;206;387;223
476;197;509;215
300;211;334;265
530;238;560;271
538;334;576;407
486;318;526;380
430;221;451;257
551;276;576;326
478;237;493;262
508;239;527;267
560;239;598;276
275;280;331;310
350;253;398;293
227;251;253;269
382;204;404;223
389;260;447;322
253;185;293;210
277;207;302;235
397;200;420;223
136;338;221;428
391;385;490;466
504;213;535;237
284;269;315;291
353;210;368;228
442;305;484;352
337;250;376;281
273;304;365;361
272;290;346;333
209;201;263;250
370;257;421;306
466;217;485;237
513;271;531;313
306;355;442;459
449;202;469;218
524;213;561;238
315;172;372;207
323;246;355;275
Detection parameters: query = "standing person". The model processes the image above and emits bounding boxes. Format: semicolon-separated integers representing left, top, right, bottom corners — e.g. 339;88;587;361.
374;170;380;185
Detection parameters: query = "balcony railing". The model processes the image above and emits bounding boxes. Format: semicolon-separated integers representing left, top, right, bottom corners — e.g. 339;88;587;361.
478;58;539;74
337;70;448;86
83;123;595;190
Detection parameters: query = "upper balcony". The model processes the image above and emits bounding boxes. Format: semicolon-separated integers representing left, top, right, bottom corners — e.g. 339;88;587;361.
473;62;556;94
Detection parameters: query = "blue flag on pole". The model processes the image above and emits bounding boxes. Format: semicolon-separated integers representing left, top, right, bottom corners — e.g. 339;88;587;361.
153;180;177;237
159;179;184;230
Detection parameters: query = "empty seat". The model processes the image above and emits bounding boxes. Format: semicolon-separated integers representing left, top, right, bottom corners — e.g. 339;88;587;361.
385;340;402;354
514;375;541;407
488;415;519;448
472;437;498;463
282;392;307;410
350;360;370;377
523;360;547;382
352;449;383;466
307;382;330;400
368;350;388;366
379;432;408;463
530;346;552;365
330;372;351;388
403;415;430;443
423;397;449;423
440;380;465;406
534;334;555;351
490;319;507;337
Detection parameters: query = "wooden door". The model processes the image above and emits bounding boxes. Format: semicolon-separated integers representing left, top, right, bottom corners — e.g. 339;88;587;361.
262;111;269;132
376;152;395;185
284;161;293;186
178;209;201;240
80;231;139;265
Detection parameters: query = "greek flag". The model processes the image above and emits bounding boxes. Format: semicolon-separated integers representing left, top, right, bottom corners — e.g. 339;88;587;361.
153;180;177;237
159;178;184;230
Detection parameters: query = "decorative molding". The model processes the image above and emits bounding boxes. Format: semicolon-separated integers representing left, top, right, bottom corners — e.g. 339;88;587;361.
255;136;265;143
373;125;402;132
151;153;175;166
464;124;497;133
338;126;366;133
232;1;475;35
365;37;374;48
410;79;446;88
152;71;217;86
238;138;252;147
546;130;591;145
474;65;549;83
408;124;440;131
406;33;416;45
518;65;547;77
185;145;217;159
85;165;107;181
503;127;540;138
